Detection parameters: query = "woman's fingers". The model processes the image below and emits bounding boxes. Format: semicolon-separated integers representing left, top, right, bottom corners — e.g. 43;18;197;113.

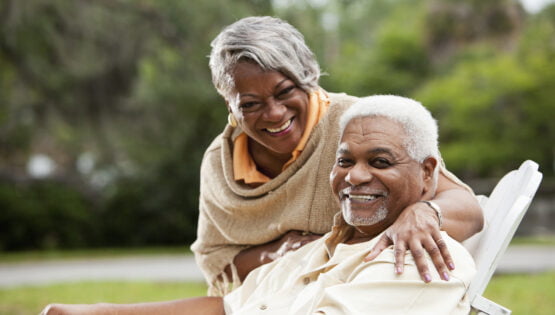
393;241;407;275
405;238;431;282
274;231;322;258
364;234;391;262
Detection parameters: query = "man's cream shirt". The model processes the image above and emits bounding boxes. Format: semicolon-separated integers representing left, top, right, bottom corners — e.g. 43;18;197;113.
224;228;475;315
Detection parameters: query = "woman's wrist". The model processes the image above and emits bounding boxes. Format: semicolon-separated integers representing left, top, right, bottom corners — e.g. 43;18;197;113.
419;200;443;228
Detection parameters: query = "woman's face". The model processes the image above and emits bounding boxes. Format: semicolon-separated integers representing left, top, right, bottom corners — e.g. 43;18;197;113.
229;61;310;157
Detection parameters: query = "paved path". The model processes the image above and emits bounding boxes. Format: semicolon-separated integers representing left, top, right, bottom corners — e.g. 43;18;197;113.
1;246;554;288
0;255;203;288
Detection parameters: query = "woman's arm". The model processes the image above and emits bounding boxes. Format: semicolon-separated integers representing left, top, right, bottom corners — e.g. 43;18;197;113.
41;297;225;315
365;170;483;282
224;230;322;281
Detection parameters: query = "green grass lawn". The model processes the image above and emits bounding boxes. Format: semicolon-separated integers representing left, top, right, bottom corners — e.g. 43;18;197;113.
483;272;555;315
0;281;207;315
1;273;554;315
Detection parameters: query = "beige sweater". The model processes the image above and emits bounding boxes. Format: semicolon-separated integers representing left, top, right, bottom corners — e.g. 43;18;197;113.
191;92;469;295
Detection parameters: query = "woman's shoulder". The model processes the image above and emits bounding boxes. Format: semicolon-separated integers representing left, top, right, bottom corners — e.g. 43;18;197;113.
328;92;359;107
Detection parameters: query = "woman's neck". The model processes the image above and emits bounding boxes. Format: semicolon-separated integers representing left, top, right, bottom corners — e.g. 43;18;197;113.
248;137;292;179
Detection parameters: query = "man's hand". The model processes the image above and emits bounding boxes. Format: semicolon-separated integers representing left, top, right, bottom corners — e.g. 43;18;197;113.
363;201;454;282
40;303;104;315
41;297;225;315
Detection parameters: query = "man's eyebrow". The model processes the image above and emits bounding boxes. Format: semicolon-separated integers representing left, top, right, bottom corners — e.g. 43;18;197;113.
366;147;397;158
337;147;350;155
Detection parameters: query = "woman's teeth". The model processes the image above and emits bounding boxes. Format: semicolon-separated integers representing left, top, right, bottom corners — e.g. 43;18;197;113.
266;119;291;133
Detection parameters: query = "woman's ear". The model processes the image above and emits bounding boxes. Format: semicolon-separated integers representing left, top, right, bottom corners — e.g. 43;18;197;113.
421;157;438;199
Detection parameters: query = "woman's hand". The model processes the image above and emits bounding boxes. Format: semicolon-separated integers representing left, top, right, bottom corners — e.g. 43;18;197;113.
363;201;454;282
229;230;322;281
260;230;322;263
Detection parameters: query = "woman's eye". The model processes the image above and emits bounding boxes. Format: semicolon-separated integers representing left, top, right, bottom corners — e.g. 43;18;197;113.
371;158;391;169
277;86;295;98
239;102;260;112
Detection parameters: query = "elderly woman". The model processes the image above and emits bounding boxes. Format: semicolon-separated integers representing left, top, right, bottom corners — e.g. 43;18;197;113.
192;16;483;295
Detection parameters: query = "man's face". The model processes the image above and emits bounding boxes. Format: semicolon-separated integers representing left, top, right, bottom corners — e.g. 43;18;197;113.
329;116;433;235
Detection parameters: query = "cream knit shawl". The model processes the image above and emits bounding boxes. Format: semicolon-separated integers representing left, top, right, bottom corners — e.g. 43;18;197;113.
191;92;470;296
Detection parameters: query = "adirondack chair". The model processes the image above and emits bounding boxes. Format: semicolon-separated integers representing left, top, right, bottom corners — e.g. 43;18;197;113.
462;160;543;315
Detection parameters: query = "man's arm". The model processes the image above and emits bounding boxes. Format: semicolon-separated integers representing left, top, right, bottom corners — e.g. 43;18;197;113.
41;297;224;315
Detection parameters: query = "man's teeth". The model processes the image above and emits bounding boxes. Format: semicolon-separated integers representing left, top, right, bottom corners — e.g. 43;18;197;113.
266;119;291;133
349;195;378;201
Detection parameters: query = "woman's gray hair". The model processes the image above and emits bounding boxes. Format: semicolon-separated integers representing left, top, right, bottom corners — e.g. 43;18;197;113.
209;16;321;102
339;95;440;164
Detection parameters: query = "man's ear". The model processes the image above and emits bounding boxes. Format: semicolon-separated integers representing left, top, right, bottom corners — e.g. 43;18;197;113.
421;156;438;199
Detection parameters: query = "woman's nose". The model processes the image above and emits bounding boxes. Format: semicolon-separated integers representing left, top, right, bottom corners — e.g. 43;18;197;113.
345;163;373;186
262;98;287;121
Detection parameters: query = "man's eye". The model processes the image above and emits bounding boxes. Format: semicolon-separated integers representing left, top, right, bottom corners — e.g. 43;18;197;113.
371;158;391;169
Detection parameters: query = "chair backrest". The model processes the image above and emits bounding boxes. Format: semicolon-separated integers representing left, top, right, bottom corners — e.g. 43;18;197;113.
464;160;543;302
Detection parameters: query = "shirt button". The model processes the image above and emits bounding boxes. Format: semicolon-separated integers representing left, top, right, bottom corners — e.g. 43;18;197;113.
259;304;268;310
303;277;311;285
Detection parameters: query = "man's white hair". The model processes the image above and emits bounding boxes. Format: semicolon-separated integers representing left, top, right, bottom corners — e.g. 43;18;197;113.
209;16;321;103
339;95;440;163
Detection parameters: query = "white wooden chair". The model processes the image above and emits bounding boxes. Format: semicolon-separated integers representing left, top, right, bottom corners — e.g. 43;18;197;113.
462;160;543;315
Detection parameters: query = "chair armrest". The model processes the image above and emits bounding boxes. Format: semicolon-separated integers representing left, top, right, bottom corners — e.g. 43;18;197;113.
471;295;511;315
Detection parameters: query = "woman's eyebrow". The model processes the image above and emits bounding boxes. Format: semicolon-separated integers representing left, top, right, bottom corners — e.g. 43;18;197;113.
275;78;291;89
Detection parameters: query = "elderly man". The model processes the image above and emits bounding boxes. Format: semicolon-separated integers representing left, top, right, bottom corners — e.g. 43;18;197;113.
42;95;475;315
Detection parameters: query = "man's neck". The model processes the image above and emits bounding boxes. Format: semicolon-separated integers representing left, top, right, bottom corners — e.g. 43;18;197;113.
344;228;378;244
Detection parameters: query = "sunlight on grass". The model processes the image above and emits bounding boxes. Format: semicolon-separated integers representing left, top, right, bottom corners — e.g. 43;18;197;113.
0;281;207;315
483;272;555;315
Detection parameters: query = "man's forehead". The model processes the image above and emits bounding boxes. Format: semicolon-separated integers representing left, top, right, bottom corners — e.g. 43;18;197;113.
341;116;406;143
349;115;401;129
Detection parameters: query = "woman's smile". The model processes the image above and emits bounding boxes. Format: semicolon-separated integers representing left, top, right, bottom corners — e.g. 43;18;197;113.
265;118;293;135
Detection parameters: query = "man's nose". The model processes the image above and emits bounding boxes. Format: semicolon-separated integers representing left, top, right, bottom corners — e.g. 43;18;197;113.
345;163;373;186
262;98;287;121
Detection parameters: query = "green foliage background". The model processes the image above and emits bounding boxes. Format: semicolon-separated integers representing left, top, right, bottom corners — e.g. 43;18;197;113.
1;0;554;250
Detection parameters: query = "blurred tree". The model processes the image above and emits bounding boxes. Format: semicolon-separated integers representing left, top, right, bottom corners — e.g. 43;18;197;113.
424;0;525;63
1;0;554;250
415;2;555;177
0;0;273;249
